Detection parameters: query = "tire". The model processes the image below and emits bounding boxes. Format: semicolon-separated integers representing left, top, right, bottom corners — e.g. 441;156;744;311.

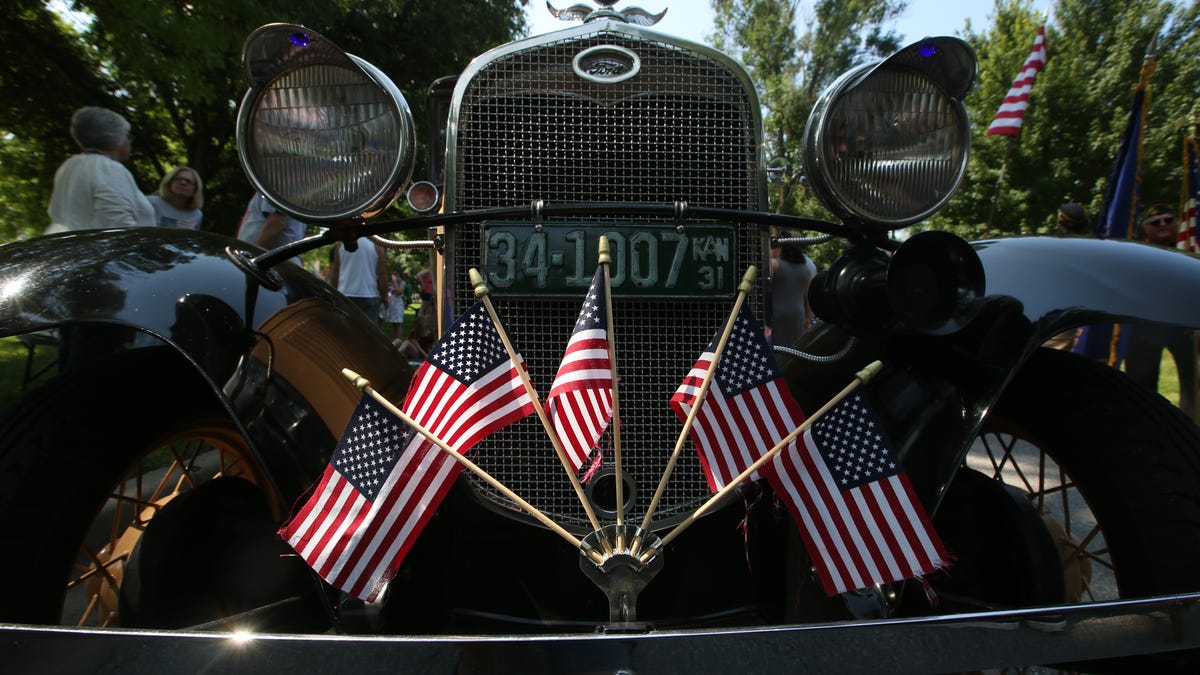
0;347;326;630
966;347;1200;669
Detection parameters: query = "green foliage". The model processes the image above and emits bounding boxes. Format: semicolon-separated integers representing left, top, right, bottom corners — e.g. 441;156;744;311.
711;0;1200;244
0;0;528;241
952;0;1200;238
712;0;905;218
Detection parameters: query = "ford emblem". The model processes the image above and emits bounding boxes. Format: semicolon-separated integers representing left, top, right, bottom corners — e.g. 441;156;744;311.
573;45;641;84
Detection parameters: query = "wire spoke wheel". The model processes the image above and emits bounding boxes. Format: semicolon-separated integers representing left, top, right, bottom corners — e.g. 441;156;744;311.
61;423;263;628
967;429;1115;605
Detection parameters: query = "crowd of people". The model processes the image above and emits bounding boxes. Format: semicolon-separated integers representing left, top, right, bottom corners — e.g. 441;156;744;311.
42;105;434;355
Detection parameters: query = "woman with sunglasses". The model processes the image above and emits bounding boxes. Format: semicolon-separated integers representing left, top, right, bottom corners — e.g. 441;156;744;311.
148;166;204;229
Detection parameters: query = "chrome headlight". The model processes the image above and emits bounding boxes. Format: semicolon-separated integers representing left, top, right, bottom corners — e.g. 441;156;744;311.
236;24;416;223
803;37;976;230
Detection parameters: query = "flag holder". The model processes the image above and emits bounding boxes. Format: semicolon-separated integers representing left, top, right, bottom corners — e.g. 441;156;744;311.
469;269;613;554
578;523;663;628
341;368;604;564
630;265;757;557
654;360;883;553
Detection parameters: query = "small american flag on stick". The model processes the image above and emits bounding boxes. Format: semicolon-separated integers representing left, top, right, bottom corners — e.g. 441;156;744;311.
279;300;535;600
548;266;614;471
986;24;1047;137
763;391;950;596
671;303;804;492
277;395;440;601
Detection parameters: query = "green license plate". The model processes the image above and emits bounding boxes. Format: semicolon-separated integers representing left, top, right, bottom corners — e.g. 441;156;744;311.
481;222;737;298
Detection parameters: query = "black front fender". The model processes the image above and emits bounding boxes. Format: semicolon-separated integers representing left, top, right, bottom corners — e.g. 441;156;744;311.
974;235;1200;340
0;228;412;502
785;234;1200;508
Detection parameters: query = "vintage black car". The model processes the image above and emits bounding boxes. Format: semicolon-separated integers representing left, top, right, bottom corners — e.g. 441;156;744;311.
2;3;1199;671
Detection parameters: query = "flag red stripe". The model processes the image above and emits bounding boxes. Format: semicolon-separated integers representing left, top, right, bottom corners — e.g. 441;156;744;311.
768;435;861;594
339;447;462;598
325;438;450;594
671;352;803;491
847;485;903;583
303;480;366;572
987;25;1046;137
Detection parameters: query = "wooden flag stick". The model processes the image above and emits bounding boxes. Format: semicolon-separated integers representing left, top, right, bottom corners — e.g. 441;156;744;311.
468;269;609;542
340;368;597;561
632;266;757;551
599;237;626;540
654;360;883;551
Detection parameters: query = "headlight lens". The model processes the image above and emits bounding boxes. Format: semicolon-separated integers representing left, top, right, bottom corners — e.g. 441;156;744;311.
804;42;973;230
238;39;415;222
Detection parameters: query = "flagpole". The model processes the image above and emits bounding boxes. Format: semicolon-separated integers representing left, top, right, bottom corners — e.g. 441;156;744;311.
984;136;1014;236
340;368;600;562
631;266;757;555
468;268;610;544
598;236;627;541
655;360;883;552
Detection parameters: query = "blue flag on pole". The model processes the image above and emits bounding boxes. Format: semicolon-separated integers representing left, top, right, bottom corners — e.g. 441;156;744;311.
1095;85;1149;240
1076;51;1157;361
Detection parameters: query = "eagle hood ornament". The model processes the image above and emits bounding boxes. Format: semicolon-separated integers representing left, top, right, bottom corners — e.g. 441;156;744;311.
546;0;667;27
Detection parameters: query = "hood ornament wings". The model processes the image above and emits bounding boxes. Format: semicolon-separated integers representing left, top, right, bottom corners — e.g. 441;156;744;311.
546;1;667;27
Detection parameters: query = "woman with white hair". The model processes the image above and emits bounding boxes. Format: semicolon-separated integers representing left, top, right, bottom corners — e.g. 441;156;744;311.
148;166;204;229
46;106;155;234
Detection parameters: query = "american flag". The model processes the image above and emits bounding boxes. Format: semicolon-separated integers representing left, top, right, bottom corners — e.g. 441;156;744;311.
671;304;805;492
986;24;1047;137
548;267;614;471
763;391;950;596
402;300;536;450
279;300;535;600
1179;136;1199;253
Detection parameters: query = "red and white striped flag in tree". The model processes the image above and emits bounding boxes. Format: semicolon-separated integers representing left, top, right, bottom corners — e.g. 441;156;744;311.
670;303;804;492
986;24;1047;137
762;391;951;596
279;300;536;600
1179;135;1199;253
548;266;614;471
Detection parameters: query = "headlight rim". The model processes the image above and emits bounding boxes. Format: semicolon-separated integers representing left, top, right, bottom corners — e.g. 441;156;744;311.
802;37;976;231
235;26;416;225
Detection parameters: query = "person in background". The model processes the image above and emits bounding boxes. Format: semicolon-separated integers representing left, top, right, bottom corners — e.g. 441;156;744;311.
769;231;816;348
47;106;155;234
1056;202;1091;235
148;166;203;229
385;264;409;345
416;266;435;305
236;192;307;250
1123;203;1196;418
329;236;387;324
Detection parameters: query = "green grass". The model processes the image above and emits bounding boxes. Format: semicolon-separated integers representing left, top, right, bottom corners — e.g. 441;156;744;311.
1152;350;1185;412
0;335;58;411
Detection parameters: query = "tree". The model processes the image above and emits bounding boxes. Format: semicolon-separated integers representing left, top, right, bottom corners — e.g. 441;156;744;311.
0;2;116;240
0;1;528;241
711;0;905;220
947;0;1200;237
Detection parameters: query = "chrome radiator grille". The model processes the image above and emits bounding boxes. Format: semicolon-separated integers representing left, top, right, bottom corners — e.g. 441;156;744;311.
446;27;765;532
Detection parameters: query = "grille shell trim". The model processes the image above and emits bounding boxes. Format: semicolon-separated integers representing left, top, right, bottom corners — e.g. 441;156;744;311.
442;21;769;533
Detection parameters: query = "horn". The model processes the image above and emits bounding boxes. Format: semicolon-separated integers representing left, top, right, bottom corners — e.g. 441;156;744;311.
887;231;984;335
808;246;893;334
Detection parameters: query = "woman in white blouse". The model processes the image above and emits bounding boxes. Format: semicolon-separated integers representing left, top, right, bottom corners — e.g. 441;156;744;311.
46;106;155;234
